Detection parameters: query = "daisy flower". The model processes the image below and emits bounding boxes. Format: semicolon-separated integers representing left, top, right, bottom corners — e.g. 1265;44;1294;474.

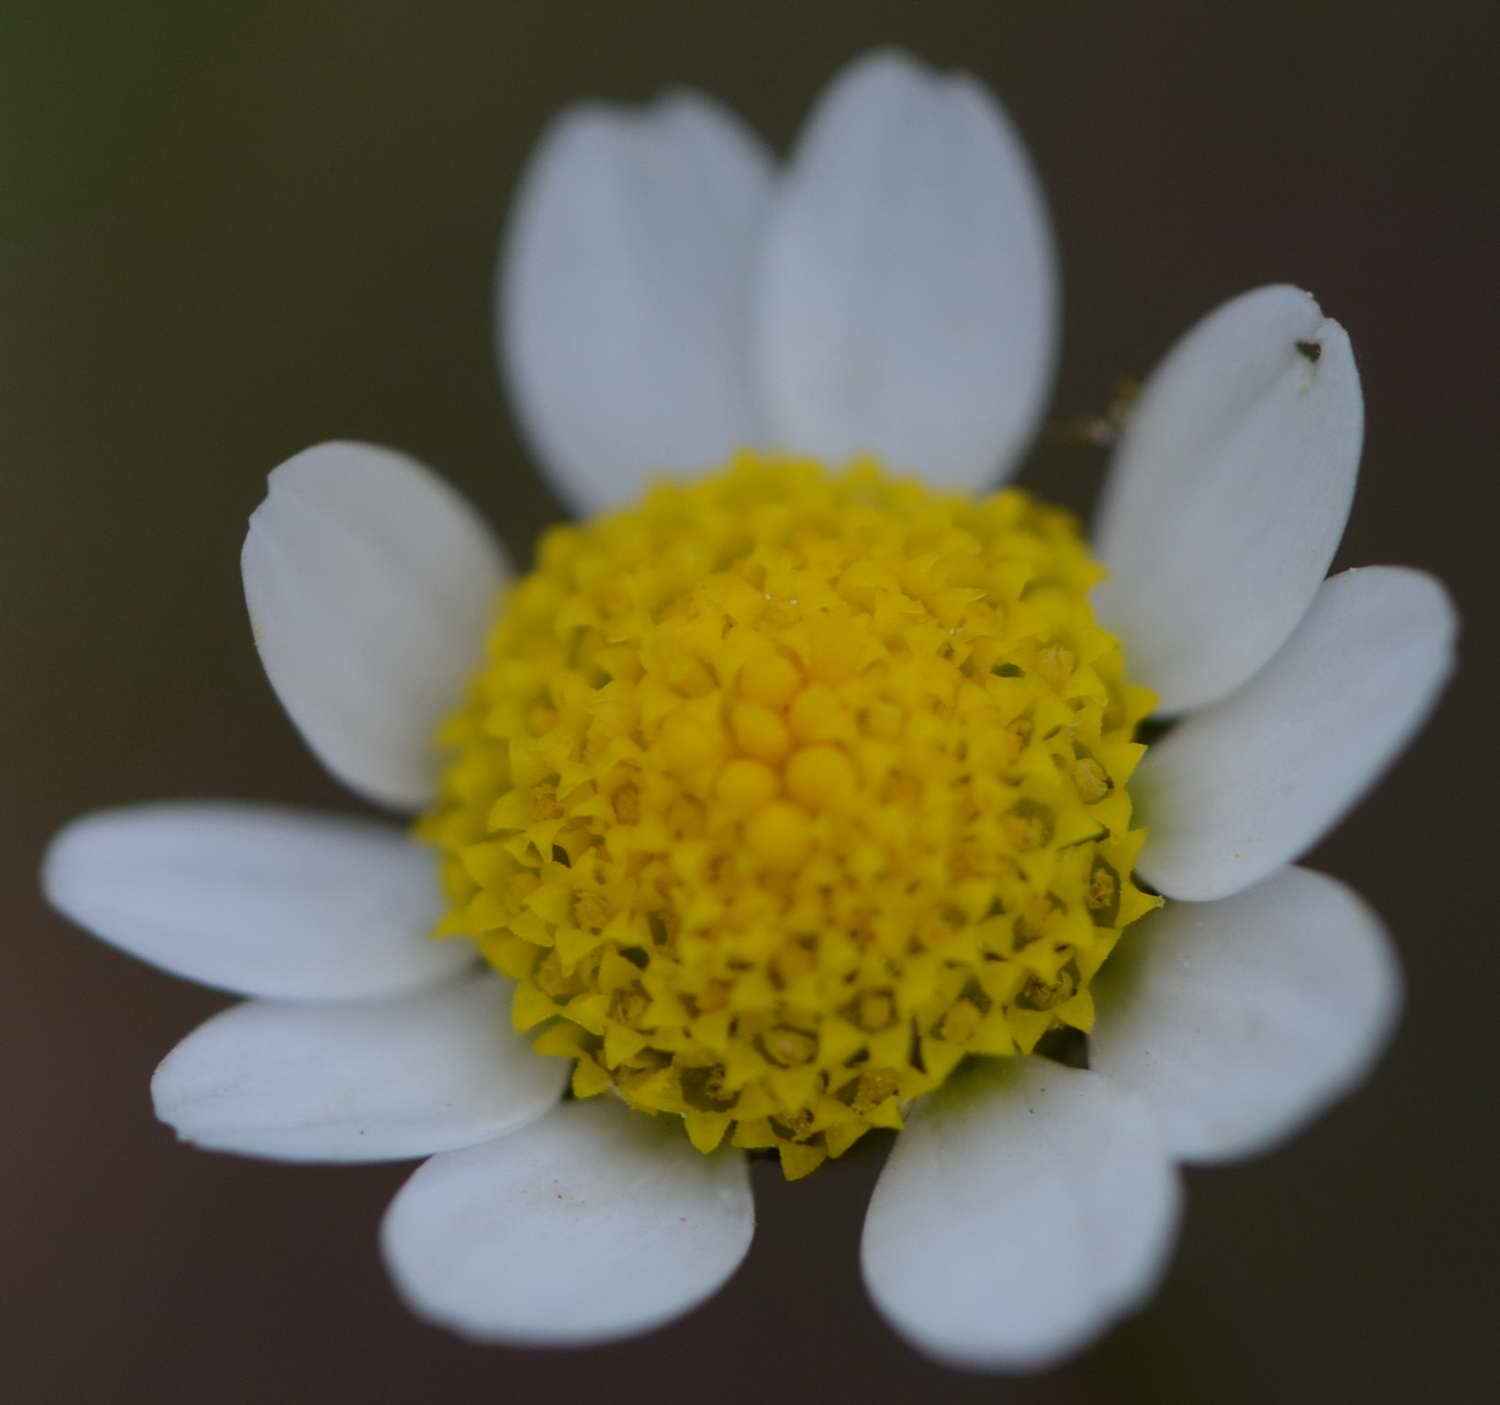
43;50;1456;1371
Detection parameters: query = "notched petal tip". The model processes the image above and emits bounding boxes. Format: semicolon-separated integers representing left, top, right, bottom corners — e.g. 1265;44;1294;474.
501;87;773;514
380;1098;754;1347
1138;564;1457;902
42;800;470;999
755;46;1057;493
861;1060;1179;1371
151;972;565;1163
1094;283;1364;715
1091;866;1403;1162
242;441;506;811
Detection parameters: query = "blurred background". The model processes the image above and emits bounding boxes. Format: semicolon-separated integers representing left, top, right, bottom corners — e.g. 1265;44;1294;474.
5;2;1496;1401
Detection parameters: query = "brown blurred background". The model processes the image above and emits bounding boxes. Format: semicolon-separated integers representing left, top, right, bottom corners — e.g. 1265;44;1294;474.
5;2;1497;1401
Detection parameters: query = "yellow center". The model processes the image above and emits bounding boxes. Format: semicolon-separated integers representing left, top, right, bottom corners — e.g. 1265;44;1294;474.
420;454;1159;1178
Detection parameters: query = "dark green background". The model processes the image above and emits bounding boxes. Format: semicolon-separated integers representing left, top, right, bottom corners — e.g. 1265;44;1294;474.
6;2;1496;1401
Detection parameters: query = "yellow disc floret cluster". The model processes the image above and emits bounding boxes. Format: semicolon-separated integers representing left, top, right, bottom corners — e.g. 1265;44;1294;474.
420;455;1160;1178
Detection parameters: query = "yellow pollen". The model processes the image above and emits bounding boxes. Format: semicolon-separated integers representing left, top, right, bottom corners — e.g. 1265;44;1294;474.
744;800;813;868
740;652;802;708
715;757;780;813
420;454;1160;1179
729;702;791;762
784;745;857;811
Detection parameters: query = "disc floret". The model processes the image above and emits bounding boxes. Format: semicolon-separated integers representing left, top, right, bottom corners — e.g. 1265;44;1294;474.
421;454;1158;1178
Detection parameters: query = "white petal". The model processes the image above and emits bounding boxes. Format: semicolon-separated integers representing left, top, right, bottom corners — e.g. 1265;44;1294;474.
152;971;563;1162
1094;285;1363;713
242;441;507;810
382;1097;754;1345
501;90;774;513
43;802;472;999
1137;566;1456;901
862;1060;1178;1372
755;49;1056;489
1090;868;1400;1162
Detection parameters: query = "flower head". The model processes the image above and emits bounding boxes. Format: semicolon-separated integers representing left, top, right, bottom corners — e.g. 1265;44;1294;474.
43;49;1455;1371
423;454;1159;1178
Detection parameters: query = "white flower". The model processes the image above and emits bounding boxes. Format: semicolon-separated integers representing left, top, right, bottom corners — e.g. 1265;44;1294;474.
42;50;1455;1372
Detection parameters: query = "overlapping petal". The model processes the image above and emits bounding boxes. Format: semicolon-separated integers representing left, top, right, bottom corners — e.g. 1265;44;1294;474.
862;1060;1178;1371
242;441;507;810
153;971;565;1162
1094;286;1363;714
502;91;773;512
755;50;1056;490
1137;566;1456;901
1091;868;1400;1161
381;1097;754;1345
42;802;470;999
